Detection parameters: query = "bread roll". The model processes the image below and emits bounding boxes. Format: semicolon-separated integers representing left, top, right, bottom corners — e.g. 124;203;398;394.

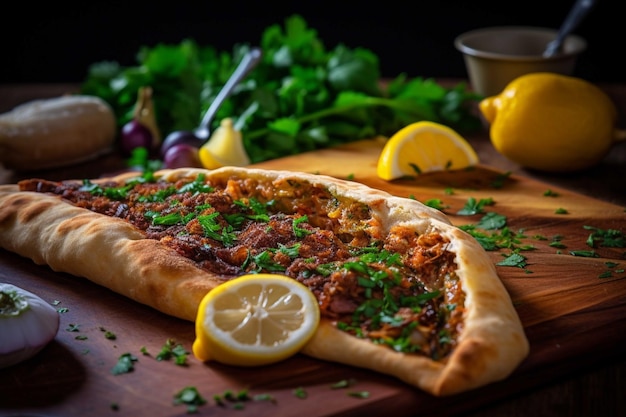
0;95;117;171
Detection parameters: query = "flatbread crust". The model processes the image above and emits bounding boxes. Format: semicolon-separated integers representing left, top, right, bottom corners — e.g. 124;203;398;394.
0;166;529;396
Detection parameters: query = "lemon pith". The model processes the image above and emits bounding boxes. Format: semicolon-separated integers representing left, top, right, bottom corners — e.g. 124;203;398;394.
479;72;624;172
376;121;479;180
192;274;320;366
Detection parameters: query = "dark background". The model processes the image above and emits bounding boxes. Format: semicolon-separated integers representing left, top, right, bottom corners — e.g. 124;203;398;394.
0;0;620;85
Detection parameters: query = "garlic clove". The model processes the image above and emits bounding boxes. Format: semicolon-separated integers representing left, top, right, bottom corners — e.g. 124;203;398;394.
0;283;60;369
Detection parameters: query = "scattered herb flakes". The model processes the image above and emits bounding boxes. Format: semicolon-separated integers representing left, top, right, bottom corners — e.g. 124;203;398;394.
99;326;117;340
156;338;189;366
52;300;61;306
140;346;150;356
212;388;268;410
75;335;88;341
347;391;371;399
584;225;625;248
57;307;69;313
457;197;494;215
65;323;80;332
476;212;507;230
111;353;138;375
444;187;455;195
423;198;448;211
330;378;357;389
599;261;625;278
532;234;548;241
554;208;568;214
549;234;567;249
549;241;567;249
543;189;560;197
569;250;599;258
491;171;512;189
459;224;532;252
293;386;308;399
253;393;277;403
173;386;207;414
346;173;355;180
496;252;528;268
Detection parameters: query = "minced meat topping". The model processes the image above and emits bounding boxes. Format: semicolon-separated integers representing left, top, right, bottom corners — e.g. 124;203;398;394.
19;171;465;361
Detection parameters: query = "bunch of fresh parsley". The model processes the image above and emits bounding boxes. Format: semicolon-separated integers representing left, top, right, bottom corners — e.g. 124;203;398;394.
81;15;482;163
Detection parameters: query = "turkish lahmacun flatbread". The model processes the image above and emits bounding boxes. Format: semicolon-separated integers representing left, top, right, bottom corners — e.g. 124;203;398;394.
0;167;529;396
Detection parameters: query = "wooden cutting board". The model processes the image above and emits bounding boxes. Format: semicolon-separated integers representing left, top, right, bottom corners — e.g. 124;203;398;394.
1;139;625;417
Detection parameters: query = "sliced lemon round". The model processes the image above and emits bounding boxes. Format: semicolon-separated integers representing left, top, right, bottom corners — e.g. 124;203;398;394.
192;274;320;366
376;121;479;180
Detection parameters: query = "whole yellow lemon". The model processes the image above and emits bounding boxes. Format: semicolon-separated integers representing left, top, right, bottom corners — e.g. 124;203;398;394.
479;72;625;172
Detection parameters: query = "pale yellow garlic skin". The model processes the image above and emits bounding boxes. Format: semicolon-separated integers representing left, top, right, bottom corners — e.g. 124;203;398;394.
0;283;60;369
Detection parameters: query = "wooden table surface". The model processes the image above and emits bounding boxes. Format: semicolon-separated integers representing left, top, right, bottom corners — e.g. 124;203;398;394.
1;82;625;417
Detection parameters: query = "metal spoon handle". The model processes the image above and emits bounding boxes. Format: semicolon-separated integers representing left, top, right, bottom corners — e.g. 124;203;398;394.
543;0;596;57
197;47;263;131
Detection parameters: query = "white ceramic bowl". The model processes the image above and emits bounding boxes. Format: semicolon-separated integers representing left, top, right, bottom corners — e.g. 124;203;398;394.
454;26;587;96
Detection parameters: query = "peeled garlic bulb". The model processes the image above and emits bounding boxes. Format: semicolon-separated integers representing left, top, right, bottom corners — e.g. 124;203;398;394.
0;283;60;369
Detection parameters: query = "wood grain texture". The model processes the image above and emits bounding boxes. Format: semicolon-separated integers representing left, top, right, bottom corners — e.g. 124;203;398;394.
1;139;625;417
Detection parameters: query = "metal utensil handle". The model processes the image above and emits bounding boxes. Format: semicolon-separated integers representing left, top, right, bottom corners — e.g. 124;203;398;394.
544;0;596;57
197;47;263;129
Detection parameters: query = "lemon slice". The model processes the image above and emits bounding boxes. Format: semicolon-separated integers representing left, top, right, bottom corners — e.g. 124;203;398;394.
198;118;251;170
376;121;479;180
192;274;320;366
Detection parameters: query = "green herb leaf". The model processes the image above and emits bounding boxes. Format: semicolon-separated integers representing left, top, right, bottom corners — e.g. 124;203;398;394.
173;386;207;413
81;15;481;164
496;252;527;268
111;353;138;375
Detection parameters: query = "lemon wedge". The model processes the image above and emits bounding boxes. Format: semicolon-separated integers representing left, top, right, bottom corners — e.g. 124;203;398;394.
376;121;479;180
192;274;320;367
198;118;251;170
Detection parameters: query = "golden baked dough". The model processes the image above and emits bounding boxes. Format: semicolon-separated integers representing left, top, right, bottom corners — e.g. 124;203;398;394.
0;167;529;396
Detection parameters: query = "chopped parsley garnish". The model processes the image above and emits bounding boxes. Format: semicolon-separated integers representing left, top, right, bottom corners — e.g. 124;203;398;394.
330;379;357;389
496;252;528;268
65;323;80;332
459;224;533;252
173;386;207;413
457;197;495;215
543;189;560;197
293;215;313;238
584;225;625;248
423;198;448;211
569;250;599;258
491;171;512;189
293;387;308;399
155;339;189;366
177;173;213;194
347;391;371;399
476;212;507;230
198;213;237;246
111;353;138;375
